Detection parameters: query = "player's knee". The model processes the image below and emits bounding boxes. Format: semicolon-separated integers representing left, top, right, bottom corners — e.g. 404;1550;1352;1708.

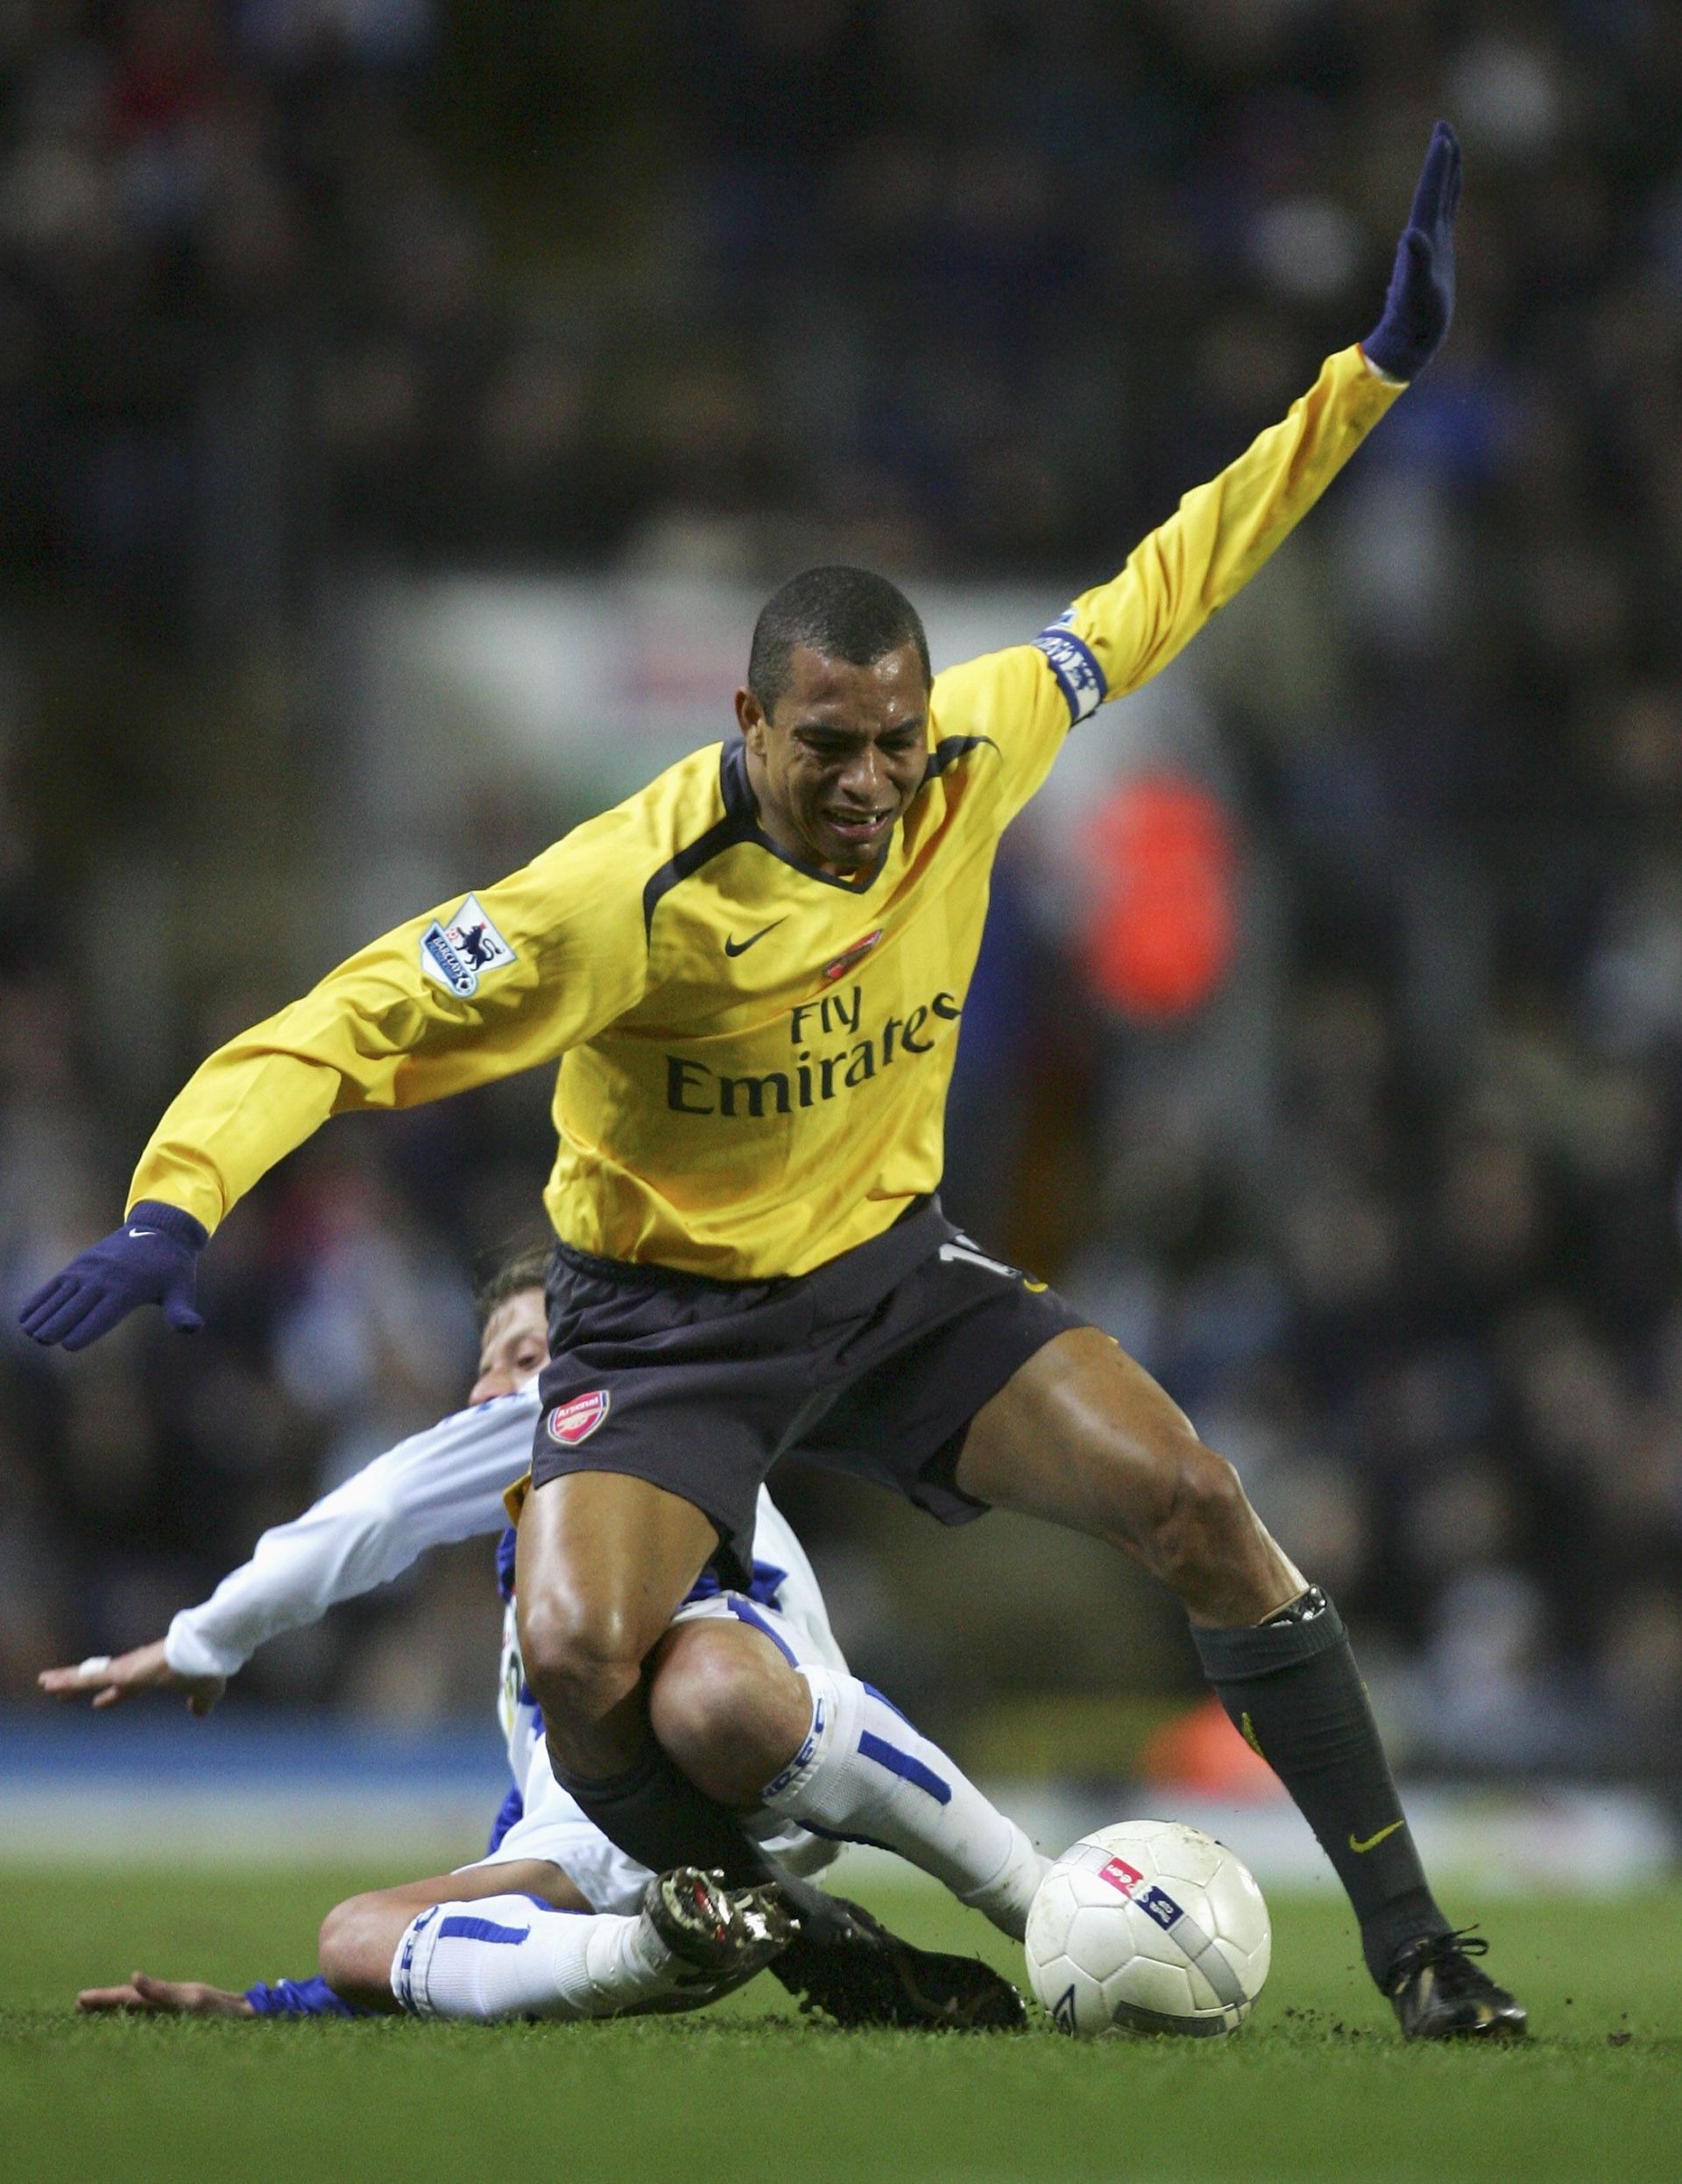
317;1892;380;1993
1147;1438;1256;1581
519;1588;649;1725
648;1629;809;1805
650;1633;772;1758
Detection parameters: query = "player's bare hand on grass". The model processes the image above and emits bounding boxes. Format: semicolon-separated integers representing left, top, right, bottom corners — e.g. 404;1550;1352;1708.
39;1640;226;1717
77;1971;254;2018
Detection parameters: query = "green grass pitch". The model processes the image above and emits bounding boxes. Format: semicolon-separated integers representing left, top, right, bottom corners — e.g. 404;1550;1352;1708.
0;1866;1677;2183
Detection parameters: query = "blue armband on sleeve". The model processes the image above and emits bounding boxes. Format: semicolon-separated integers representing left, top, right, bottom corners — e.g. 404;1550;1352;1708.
1032;622;1106;725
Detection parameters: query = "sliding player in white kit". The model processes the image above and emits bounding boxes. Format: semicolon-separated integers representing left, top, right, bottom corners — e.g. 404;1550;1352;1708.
51;1256;1042;2026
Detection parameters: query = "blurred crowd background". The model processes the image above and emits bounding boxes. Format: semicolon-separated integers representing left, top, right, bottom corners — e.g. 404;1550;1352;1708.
4;0;1682;1782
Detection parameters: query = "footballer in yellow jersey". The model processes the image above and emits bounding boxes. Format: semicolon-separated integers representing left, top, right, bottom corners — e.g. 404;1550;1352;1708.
123;340;1395;1280
25;127;1524;2038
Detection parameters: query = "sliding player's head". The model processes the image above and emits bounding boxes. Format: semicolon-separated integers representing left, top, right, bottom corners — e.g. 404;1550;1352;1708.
470;1247;549;1403
737;565;931;878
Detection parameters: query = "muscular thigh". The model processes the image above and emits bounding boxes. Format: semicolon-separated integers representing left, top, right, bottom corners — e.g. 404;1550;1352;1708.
952;1326;1200;1549
954;1329;1302;1626
514;1469;719;1662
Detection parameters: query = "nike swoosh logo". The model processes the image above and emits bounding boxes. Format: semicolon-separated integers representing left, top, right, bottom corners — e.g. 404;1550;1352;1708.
724;921;785;958
1348;1820;1405;1854
126;1228;159;1239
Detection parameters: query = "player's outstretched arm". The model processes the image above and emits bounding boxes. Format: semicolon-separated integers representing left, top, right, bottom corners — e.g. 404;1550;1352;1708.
1360;119;1460;385
39;1391;536;1707
19;817;652;1353
39;1639;225;1718
1096;119;1459;687
950;121;1462;775
18;1202;207;1354
78;1971;255;2017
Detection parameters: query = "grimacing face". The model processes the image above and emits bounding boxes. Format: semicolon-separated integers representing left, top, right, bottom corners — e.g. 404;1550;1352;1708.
736;640;930;877
470;1287;548;1403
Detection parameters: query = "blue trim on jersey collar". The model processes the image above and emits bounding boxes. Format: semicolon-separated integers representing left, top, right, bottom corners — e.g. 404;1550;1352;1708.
643;734;1003;938
716;734;1000;895
719;739;892;895
924;734;997;777
642;773;755;939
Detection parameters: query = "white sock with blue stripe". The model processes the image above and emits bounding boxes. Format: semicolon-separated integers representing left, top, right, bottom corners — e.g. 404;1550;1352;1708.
759;1666;1048;1940
390;1893;681;2022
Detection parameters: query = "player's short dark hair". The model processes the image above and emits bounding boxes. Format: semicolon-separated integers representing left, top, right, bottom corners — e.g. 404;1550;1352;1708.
474;1246;549;1328
747;566;930;712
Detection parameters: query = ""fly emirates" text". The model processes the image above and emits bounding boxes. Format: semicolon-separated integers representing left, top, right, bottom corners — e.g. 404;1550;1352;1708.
665;983;962;1118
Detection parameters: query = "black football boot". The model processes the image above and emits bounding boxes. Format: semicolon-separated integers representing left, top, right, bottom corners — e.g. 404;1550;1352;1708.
1387;1930;1528;2040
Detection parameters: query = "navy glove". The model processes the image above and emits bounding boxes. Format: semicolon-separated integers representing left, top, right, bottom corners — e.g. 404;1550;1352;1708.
18;1200;208;1351
1362;120;1462;383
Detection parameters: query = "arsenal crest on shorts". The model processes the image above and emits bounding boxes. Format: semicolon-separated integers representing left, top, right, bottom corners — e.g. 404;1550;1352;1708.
548;1390;610;1445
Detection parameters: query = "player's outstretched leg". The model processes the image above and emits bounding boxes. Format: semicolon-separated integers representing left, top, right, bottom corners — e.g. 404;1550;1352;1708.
512;1474;826;1893
653;1628;1044;1940
647;1616;1031;2028
388;1869;794;2023
955;1329;1526;2040
518;1470;1026;2026
761;1665;1046;1939
780;1892;1028;2031
517;1474;873;1954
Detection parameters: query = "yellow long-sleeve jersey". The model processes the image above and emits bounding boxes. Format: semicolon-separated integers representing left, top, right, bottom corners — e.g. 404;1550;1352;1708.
131;346;1402;1279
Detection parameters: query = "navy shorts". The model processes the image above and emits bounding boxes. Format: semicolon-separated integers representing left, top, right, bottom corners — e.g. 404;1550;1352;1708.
530;1198;1087;1585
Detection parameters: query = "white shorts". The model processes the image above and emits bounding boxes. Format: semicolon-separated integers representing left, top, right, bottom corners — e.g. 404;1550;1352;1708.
467;1589;840;1913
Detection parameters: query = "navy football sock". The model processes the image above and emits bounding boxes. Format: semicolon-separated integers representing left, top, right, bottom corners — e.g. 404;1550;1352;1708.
1191;1589;1450;1986
557;1736;856;1947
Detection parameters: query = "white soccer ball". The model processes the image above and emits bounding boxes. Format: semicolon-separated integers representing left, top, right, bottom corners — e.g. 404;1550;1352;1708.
1024;1820;1271;2038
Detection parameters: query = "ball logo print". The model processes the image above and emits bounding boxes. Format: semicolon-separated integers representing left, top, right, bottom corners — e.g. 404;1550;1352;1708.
547;1390;611;1446
1025;1820;1271;2038
1139;1886;1184;1931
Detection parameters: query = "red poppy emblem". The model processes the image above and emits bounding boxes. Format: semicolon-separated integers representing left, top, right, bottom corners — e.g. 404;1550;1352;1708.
548;1390;611;1446
823;929;883;982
